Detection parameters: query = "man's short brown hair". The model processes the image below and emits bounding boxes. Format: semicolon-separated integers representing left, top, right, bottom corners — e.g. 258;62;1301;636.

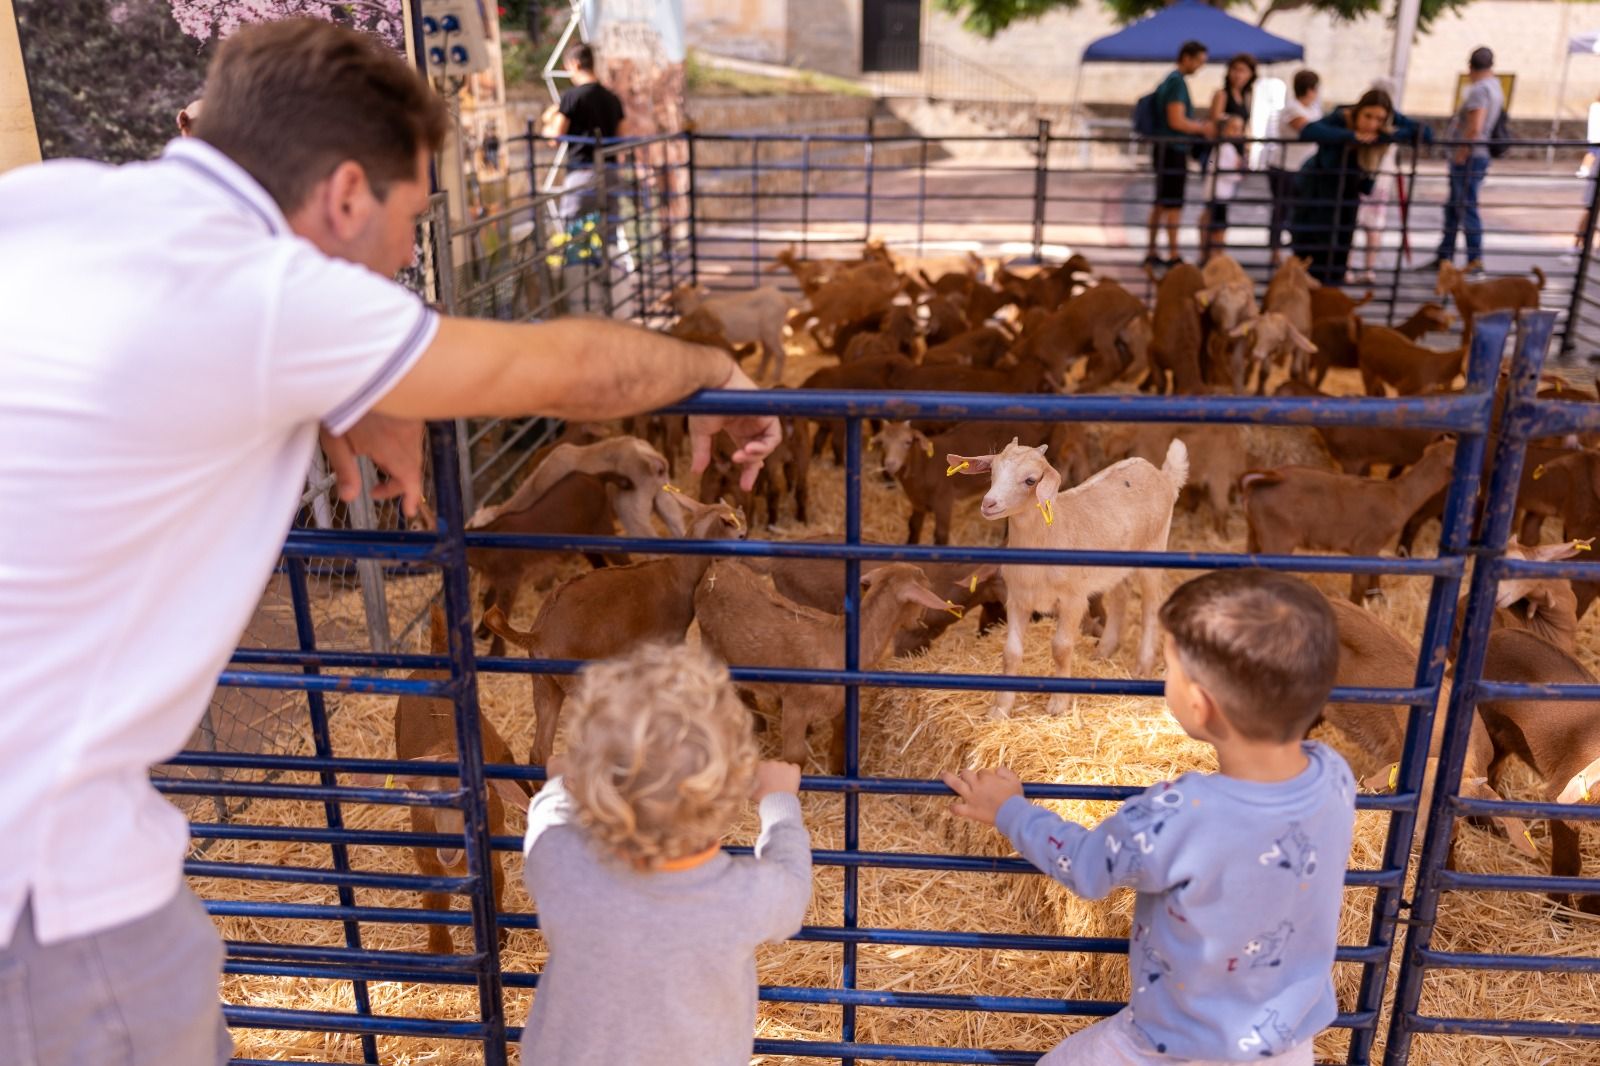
1159;569;1339;742
195;19;448;212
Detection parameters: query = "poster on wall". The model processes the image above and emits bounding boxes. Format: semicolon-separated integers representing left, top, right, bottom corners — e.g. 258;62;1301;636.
580;0;685;142
13;0;407;164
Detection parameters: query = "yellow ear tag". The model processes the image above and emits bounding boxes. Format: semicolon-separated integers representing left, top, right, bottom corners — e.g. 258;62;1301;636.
946;460;970;477
1581;771;1591;802
1533;464;1546;480
1577;540;1593;552
383;774;396;790
969;574;979;594
1387;764;1399;791
944;600;965;619
729;511;744;532
1525;828;1537;849
923;440;935;458
1037;498;1054;526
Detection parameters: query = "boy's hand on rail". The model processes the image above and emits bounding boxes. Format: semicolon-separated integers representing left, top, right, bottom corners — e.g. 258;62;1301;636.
942;766;1023;826
752;759;802;801
689;362;782;493
319;413;427;519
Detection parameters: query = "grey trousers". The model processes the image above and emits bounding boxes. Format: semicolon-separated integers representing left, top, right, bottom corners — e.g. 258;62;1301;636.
1037;1008;1314;1065
0;886;232;1066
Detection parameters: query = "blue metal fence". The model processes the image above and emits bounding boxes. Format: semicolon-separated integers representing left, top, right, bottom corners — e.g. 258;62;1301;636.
165;127;1600;1066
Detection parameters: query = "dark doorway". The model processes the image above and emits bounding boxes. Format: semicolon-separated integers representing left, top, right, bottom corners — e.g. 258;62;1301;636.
862;0;920;72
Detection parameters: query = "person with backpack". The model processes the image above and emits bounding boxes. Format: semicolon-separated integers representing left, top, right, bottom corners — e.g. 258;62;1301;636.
1142;40;1216;269
1419;46;1505;275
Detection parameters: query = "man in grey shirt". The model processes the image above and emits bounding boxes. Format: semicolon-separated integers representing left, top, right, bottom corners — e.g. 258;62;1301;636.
1429;46;1504;273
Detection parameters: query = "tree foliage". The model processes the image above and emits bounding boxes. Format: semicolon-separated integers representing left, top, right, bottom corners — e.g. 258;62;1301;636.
166;0;404;46
15;0;211;162
938;0;1477;37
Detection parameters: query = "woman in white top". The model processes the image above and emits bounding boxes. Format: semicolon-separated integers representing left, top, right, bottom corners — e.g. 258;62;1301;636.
1267;70;1323;265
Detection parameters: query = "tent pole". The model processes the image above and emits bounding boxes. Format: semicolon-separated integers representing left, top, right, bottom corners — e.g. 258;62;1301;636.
1551;49;1573;165
1389;0;1421;105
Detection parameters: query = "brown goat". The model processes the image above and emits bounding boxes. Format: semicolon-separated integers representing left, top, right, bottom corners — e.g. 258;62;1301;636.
1478;628;1600;912
695;560;955;769
1437;262;1544;344
1321;598;1529;856
1309;285;1373;322
468;471;630;654
923;326;1013;369
1357;322;1467;396
1309;303;1452;386
395;605;532;952
1145;262;1207;394
1021;281;1151;390
481;496;745;764
1240;439;1458;601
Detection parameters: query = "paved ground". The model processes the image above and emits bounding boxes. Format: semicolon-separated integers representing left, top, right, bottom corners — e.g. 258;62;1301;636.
695;152;1600;376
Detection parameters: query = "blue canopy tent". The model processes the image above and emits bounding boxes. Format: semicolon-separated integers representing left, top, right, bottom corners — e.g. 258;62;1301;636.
1069;0;1305;134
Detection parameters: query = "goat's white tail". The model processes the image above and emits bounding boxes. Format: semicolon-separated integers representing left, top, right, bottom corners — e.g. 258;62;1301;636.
1162;438;1190;490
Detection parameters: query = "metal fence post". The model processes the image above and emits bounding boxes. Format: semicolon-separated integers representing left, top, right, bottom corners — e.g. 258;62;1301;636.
916;136;928;258
840;414;863;1066
801;135;812;259
686;131;700;288
596;137;615;317
285;555;379;1065
1562;165;1600;355
428;417;510;1066
751;138;762;287
1386;143;1421;328
864;115;877;246
1032;117;1050;263
1345;310;1512;1065
1382;311;1557;1066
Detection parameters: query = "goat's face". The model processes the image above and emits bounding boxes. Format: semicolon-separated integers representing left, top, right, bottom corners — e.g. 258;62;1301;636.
1437;262;1462;296
1497;537;1592;608
973;440;1058;521
1200;282;1257;327
1419;303;1454;331
873;421;922;478
863;563;964;622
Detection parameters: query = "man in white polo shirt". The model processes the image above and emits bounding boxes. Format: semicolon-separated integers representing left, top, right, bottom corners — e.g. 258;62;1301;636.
0;20;778;1066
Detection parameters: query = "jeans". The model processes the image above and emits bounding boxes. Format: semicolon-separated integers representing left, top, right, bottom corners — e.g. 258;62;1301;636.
1437;155;1489;263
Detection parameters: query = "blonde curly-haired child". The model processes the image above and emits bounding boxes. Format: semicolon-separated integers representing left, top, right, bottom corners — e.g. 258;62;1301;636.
519;643;812;1065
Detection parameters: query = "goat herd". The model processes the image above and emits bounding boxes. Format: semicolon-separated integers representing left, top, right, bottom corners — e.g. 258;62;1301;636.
395;241;1600;944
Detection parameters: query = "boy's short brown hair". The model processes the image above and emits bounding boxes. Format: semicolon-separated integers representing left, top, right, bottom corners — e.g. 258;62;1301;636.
195;19;448;212
1159;569;1339;742
564;644;757;870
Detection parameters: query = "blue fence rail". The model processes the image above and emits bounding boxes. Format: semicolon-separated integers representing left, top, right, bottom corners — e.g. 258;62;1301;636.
161;248;1600;1063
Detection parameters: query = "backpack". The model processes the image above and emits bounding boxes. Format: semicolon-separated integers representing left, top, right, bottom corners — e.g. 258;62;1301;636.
1133;91;1160;138
1488;107;1512;159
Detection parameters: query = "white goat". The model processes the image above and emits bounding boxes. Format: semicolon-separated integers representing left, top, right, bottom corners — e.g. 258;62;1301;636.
950;438;1188;718
669;283;798;383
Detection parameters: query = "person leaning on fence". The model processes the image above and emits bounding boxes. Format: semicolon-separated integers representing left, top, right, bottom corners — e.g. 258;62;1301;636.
0;19;780;1066
1290;88;1429;287
1352;78;1402;285
1419;47;1504;275
1265;70;1322;267
945;570;1355;1066
520;644;812;1066
1145;40;1216;270
541;42;628;230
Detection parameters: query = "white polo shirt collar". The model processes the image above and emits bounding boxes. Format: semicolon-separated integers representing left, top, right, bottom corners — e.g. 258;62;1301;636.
161;137;290;237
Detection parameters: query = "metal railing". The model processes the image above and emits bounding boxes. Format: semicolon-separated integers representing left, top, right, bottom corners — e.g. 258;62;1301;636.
168;126;1600;1066
867;40;1037;105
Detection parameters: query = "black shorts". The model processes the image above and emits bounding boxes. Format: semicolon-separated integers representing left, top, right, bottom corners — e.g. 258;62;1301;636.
1206;202;1229;230
1152;144;1189;208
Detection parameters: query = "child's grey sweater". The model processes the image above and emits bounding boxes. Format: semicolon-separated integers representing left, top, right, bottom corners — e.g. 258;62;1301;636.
519;777;812;1065
996;742;1356;1061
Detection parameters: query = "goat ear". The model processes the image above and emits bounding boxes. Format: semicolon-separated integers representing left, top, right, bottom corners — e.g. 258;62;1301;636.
1290;325;1318;353
1195;286;1215;310
899;579;963;615
945;452;993;475
1533;538;1593;562
1229;321;1253;339
1035;464;1061;508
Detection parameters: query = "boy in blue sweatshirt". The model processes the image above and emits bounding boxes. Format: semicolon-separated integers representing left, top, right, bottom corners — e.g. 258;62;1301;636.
945;570;1355;1064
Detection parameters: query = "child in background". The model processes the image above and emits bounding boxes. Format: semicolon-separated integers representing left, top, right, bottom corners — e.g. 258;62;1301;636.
1201;114;1247;263
945;569;1355;1065
520;644;813;1066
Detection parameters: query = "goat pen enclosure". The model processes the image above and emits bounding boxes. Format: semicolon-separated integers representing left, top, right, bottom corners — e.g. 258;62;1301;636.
166;130;1600;1066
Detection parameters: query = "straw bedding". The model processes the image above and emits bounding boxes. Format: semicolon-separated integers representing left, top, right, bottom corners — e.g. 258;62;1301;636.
202;352;1600;1064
